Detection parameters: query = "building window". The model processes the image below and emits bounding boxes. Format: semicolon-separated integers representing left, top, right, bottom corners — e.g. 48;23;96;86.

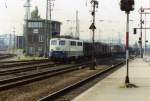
38;47;43;52
32;34;37;42
33;29;39;34
28;34;33;43
28;22;43;28
70;41;76;46
54;24;57;30
39;22;43;28
39;35;44;42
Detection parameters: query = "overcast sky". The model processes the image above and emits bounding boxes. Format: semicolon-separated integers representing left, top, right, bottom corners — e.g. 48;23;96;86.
1;0;150;44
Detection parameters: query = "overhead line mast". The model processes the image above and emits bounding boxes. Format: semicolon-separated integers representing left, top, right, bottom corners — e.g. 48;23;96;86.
44;0;55;57
24;0;31;55
24;0;31;20
75;10;80;39
4;0;7;8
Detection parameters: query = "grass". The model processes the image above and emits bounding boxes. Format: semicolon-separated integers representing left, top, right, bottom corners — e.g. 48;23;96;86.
16;55;47;61
9;49;47;61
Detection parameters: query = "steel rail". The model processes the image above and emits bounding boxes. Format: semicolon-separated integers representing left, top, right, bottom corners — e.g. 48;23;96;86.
0;63;88;91
0;62;57;75
38;61;125;101
0;59;50;63
0;54;14;60
0;59;52;68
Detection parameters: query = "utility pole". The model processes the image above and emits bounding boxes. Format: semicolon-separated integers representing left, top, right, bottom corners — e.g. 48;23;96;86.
120;0;135;85
89;0;99;70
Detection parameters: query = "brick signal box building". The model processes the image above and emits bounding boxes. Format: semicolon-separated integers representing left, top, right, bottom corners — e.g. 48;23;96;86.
24;18;61;56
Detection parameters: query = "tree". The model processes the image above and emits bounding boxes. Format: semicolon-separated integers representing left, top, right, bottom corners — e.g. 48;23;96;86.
31;6;40;18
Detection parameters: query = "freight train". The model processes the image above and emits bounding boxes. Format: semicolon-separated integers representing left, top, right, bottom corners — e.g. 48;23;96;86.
48;37;126;61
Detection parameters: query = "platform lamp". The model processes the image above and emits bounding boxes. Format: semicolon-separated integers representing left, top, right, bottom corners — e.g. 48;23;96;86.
120;0;135;84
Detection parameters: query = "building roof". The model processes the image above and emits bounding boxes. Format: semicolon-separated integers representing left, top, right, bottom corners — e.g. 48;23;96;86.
28;18;61;24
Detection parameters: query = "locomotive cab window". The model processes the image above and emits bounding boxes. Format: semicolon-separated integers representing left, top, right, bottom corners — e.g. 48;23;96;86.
77;42;82;46
59;40;65;45
51;40;57;45
70;41;76;46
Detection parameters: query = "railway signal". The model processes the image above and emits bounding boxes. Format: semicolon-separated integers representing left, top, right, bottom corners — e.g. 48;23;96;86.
89;0;99;70
120;0;134;85
120;0;134;12
133;28;136;34
138;37;142;44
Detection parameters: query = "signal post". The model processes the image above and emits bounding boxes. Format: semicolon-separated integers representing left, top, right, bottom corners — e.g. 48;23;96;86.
89;0;99;70
120;0;134;85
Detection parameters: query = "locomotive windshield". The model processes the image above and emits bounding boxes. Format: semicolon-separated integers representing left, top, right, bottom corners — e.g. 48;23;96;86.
59;40;65;45
51;40;57;45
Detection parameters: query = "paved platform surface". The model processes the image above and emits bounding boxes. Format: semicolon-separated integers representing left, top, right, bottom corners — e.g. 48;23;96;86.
72;58;150;101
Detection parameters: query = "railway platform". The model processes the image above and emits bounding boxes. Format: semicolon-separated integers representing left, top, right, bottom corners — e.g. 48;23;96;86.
72;58;150;101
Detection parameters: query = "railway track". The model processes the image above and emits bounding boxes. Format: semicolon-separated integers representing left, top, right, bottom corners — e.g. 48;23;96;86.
0;62;61;76
0;59;51;68
37;57;136;101
0;57;132;100
38;61;125;101
0;59;50;63
0;63;88;91
0;57;114;76
0;54;14;60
